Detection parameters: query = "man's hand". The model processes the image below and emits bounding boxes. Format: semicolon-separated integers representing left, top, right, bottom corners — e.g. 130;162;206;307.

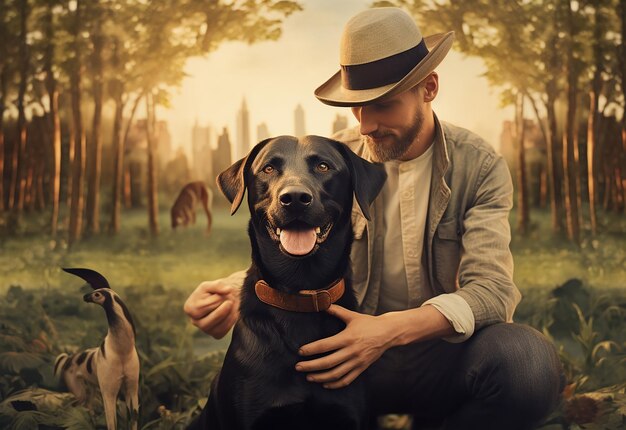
295;304;398;389
183;280;240;339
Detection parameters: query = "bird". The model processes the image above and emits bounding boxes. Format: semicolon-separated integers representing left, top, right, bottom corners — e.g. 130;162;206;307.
55;267;139;430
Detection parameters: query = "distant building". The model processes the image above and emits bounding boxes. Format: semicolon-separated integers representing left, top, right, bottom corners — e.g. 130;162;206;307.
332;114;348;135
257;122;270;142
191;120;214;185
294;104;306;137
213;127;233;190
236;98;251;160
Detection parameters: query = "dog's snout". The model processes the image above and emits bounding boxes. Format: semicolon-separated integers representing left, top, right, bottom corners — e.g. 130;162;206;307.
279;187;313;210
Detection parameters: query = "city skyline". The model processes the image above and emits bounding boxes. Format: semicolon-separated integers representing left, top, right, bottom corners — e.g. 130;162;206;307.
161;0;513;158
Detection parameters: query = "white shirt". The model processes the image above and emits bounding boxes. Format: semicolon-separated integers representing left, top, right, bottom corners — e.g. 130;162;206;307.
378;142;474;342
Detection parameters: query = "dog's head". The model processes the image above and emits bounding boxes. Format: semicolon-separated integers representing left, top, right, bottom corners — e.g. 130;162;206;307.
217;135;386;259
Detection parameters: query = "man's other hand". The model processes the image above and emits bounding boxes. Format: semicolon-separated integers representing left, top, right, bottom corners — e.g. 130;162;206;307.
184;280;240;339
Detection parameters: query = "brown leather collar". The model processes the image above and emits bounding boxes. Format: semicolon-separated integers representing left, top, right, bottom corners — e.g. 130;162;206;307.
254;278;345;312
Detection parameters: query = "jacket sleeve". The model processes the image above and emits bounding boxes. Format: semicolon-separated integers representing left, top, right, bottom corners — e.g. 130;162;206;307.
454;154;521;330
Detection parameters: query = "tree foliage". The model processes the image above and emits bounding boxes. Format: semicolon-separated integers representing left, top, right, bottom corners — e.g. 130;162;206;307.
0;0;302;240
376;0;626;241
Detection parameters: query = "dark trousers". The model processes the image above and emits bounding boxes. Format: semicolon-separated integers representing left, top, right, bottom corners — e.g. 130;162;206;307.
366;323;565;430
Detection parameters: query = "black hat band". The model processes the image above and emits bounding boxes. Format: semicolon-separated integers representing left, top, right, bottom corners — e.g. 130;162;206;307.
340;39;429;90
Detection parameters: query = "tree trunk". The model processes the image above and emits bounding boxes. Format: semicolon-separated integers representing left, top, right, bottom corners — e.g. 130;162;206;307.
545;94;563;234
0;66;6;212
122;92;142;153
124;164;132;209
587;84;600;235
614;163;626;212
145;91;159;236
14;0;29;214
44;0;61;237
110;107;124;230
515;92;529;235
586;2;603;234
121;91;144;213
539;167;548;208
621;0;626;213
68;0;86;247
574;93;583;230
563;2;581;245
526;93;550;211
86;11;104;236
25;163;33;210
36;159;45;210
544;16;563;235
109;38;126;235
66;94;75;213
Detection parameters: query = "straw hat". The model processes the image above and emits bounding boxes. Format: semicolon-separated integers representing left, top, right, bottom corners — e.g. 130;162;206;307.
314;8;454;107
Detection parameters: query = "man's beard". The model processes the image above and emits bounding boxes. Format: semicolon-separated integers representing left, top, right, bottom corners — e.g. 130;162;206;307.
363;109;425;163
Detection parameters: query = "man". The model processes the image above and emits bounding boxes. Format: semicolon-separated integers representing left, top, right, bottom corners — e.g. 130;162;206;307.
184;8;564;429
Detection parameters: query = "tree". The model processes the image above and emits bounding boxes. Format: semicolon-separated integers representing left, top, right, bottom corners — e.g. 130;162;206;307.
515;93;530;234
376;0;626;242
620;0;626;212
145;92;159;236
85;0;107;236
41;0;63;236
67;0;86;246
0;0;302;240
11;0;30;214
127;0;302;236
0;0;19;213
561;0;583;245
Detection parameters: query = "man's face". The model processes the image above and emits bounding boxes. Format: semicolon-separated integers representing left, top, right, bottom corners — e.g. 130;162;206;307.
350;86;425;163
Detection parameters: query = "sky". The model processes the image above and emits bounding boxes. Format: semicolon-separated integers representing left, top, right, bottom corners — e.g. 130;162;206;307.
160;0;513;159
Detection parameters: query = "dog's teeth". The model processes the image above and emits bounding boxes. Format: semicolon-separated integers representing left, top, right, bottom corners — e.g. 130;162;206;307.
315;227;321;234
276;228;281;235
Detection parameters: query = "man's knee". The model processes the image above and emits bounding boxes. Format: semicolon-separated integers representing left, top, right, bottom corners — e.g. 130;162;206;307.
467;323;565;421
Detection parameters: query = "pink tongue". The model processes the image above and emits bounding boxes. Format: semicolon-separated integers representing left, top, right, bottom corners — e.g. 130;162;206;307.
279;228;317;255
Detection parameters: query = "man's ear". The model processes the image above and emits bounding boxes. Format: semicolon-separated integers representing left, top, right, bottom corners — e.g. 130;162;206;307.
334;141;387;220
216;138;272;215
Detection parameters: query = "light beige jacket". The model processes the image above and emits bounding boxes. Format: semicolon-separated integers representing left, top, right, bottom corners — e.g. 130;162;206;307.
336;114;521;330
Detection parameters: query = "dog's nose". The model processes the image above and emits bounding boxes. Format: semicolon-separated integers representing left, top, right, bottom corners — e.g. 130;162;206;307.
279;187;313;210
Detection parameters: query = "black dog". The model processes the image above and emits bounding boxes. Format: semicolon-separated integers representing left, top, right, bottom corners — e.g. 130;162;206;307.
189;135;386;430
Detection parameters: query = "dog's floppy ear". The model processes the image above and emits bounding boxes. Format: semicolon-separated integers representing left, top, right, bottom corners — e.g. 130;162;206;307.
335;141;387;220
62;268;110;290
217;138;272;215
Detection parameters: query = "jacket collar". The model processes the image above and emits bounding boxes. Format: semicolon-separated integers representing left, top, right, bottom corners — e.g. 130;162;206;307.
428;113;452;233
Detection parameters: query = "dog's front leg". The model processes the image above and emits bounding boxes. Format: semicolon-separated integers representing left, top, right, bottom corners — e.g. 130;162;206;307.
99;375;122;430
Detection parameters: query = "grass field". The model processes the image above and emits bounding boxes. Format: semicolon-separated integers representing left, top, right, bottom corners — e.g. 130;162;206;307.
0;204;252;294
0;203;624;428
1;204;625;294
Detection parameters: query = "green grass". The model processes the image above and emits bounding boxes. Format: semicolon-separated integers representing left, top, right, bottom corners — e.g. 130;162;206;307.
1;203;624;295
509;207;626;292
0;204;252;294
0;203;625;428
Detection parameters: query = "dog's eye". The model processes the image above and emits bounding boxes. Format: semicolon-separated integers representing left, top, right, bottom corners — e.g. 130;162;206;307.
262;165;275;174
317;162;330;172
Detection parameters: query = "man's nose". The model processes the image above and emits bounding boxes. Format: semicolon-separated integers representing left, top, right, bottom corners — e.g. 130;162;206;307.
356;106;378;136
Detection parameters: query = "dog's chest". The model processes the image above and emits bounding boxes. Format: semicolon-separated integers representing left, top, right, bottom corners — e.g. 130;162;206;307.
229;312;344;371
